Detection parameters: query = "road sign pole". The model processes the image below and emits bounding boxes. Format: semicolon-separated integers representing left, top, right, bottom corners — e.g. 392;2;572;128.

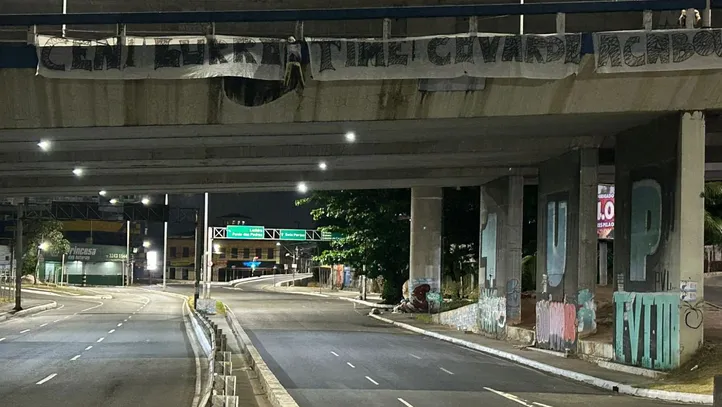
162;194;168;290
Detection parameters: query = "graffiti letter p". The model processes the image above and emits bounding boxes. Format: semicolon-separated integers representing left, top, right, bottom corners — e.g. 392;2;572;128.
546;200;567;288
630;180;662;282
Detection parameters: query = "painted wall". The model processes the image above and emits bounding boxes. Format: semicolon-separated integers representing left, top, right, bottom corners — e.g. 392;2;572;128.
535;149;598;349
479;176;523;329
614;113;706;368
613;292;680;369
536;299;577;352
479;288;506;338
433;303;480;333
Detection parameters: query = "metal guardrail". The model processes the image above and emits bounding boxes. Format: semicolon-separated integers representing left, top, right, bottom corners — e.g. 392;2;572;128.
0;0;710;26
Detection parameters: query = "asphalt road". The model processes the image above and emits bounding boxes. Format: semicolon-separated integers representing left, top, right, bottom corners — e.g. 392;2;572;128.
706;274;722;307
0;288;196;407
165;276;691;407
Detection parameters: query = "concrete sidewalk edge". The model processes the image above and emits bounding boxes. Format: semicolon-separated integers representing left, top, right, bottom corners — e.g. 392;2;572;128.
368;313;714;405
264;284;396;309
224;306;300;407
0;301;58;322
341;297;396;309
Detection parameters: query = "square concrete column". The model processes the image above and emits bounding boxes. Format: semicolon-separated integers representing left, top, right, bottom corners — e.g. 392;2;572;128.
614;112;705;370
479;176;524;335
535;148;599;351
409;186;443;312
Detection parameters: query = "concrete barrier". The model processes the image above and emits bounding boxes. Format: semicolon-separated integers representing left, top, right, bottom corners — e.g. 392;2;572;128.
224;306;300;407
0;301;58;322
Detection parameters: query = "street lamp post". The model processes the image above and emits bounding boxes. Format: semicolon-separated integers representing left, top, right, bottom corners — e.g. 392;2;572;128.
162;194;168;290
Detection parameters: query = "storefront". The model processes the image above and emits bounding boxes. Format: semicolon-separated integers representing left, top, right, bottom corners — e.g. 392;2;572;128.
44;244;128;286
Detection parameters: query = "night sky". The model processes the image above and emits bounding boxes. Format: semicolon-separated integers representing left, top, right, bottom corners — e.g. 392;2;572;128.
162;192;316;235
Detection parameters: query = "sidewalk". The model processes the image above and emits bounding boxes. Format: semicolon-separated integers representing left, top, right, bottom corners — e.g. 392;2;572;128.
0;298;53;318
372;311;714;405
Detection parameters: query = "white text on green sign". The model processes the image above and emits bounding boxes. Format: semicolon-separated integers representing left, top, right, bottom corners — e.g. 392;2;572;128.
226;225;265;239
280;229;306;240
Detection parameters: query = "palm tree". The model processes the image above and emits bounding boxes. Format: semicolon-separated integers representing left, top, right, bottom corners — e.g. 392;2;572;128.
704;182;722;246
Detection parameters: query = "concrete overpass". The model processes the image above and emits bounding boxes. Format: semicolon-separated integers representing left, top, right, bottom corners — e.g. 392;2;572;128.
0;0;718;376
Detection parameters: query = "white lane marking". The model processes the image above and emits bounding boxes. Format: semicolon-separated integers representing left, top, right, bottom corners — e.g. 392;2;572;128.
39;323;48;327
108;329;115;334
96;337;105;343
365;376;379;385
532;403;553;407
53;319;61;323
409;353;421;359
439;367;454;375
85;346;93;351
70;355;81;361
398;398;414;407
0;337;5;342
63;316;70;319
346;362;355;368
36;373;57;385
117;323;122;327
330;351;339;357
124;319;128;322
483;387;542;407
19;329;30;334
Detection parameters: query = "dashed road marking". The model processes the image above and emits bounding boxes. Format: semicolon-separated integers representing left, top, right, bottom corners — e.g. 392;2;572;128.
96;337;105;343
85;346;93;351
330;351;339;357
483;387;551;407
70;355;81;361
346;362;355;368
19;329;30;334
53;319;61;323
108;329;115;334
398;398;414;407
439;367;454;375
36;373;57;385
409;353;421;359
365;376;379;386
39;323;48;327
117;323;123;327
0;337;5;342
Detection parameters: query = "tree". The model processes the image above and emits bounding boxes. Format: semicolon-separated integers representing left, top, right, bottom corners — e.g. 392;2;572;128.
297;189;411;303
704;182;722;246
23;219;70;282
442;187;480;281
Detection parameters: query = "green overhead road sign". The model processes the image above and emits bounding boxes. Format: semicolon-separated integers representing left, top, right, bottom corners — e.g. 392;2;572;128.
321;231;344;240
226;225;265;239
279;229;306;240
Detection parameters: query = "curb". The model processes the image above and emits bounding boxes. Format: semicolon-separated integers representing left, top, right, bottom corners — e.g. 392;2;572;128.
0;301;58;322
224;306;300;407
264;285;394;308
368;313;714;405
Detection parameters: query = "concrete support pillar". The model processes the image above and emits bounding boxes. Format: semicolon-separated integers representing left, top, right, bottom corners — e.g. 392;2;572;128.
614;112;705;369
409;186;442;312
535;148;598;350
479;175;524;332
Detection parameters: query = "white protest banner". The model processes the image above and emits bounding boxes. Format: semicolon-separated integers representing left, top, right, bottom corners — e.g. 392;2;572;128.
307;33;581;81
35;35;285;80
594;29;722;74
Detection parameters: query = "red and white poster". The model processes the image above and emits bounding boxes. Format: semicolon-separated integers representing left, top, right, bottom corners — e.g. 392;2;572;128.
597;184;615;239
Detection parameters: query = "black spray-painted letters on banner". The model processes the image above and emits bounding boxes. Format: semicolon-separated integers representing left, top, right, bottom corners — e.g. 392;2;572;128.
35;35;285;80
307;33;582;81
594;29;722;73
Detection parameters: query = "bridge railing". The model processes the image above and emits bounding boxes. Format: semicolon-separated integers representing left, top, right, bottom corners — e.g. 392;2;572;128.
0;0;716;43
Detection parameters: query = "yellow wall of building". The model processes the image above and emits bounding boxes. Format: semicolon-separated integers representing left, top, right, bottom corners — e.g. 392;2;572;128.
167;237;282;266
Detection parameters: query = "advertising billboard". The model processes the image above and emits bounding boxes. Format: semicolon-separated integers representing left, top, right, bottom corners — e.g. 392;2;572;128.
598;184;615;239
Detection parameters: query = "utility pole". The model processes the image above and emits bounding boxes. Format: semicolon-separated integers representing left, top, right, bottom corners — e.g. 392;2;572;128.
162;194;168;290
14;199;25;312
292;246;299;286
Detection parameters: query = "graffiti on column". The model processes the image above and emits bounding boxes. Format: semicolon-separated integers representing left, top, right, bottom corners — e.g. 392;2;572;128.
506;278;521;322
613;292;680;370
577;288;597;336
480;213;497;288
478;288;506;337
408;278;440;312
630;180;662;283
546;200;567;288
536;300;576;352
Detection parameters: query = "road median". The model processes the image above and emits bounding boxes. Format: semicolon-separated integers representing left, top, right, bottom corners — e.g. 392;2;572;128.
0;301;58;322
